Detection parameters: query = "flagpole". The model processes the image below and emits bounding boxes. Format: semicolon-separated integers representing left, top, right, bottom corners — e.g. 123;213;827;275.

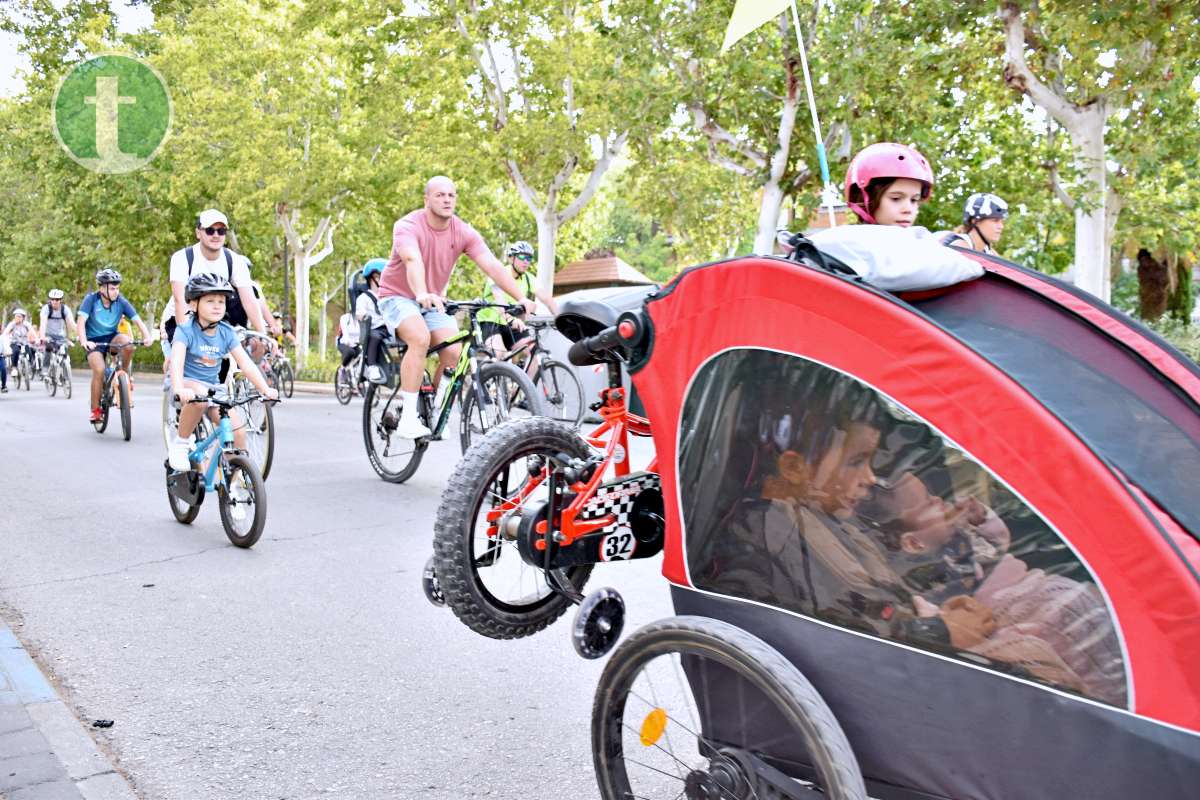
788;1;837;228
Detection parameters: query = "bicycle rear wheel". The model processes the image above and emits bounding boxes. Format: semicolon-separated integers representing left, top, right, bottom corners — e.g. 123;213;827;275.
281;362;294;398
535;359;584;426
334;366;353;404
118;373;132;441
362;382;428;483
240;392;274;481
593;617;866;800
218;453;266;548
458;360;546;454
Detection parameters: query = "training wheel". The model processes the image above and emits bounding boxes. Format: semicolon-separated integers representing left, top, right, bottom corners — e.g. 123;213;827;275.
422;555;445;607
572;587;625;659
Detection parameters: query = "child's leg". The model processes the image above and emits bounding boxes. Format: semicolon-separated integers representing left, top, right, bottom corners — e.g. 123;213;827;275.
366;328;385;367
229;407;247;451
175;380;210;439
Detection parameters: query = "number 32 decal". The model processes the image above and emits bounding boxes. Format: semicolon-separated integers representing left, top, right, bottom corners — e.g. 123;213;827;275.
600;529;636;561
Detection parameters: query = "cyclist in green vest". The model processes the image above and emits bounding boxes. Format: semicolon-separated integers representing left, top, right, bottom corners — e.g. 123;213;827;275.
477;241;559;356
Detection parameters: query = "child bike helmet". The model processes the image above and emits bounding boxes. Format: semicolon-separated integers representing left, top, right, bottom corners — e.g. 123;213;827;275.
963;192;1008;224
362;258;387;278
844;143;934;223
185;273;236;301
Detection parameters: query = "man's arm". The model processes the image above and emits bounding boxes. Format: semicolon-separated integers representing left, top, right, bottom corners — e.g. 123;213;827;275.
133;317;154;343
38;309;47;340
535;287;559;315
238;285;267;334
172;281;189;327
76;312;91;347
398;243;443;311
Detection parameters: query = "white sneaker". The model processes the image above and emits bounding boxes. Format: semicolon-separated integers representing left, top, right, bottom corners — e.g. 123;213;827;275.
395;416;432;439
168;440;192;471
365;365;384;384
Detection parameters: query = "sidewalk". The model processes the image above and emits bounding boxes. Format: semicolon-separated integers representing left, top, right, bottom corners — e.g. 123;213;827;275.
0;622;138;800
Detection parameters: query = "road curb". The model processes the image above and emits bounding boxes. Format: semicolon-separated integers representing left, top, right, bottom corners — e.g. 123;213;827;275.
0;623;138;800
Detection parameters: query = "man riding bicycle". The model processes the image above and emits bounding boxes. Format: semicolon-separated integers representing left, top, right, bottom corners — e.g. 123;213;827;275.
379;176;536;439
166;209;274;377
477;241;559;357
77;268;154;423
39;289;74;355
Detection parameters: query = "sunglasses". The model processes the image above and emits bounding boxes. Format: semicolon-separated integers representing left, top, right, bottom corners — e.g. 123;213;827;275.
515;254;533;262
202;226;228;236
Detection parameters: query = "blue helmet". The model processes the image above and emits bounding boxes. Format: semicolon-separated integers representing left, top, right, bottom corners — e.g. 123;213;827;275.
363;258;387;278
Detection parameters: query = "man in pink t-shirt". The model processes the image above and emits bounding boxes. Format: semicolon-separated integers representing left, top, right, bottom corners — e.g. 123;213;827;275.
378;175;536;438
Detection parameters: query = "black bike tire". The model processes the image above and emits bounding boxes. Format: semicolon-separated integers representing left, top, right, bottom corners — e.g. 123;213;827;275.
254;399;275;481
281;362;294;398
118;373;132;441
167;471;201;524
433;416;592;639
362;382;427;483
62;361;72;399
334;366;352;405
457;360;547;454
44;364;56;397
536;359;585;426
96;383;111;433
21;359;31;391
218;453;266;548
592;616;867;800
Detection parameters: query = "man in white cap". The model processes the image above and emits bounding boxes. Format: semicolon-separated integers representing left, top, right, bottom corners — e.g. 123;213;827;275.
166;209;271;369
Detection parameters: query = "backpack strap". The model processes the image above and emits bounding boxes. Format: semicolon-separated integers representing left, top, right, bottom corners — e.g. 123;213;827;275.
364;289;380;314
184;246;194;275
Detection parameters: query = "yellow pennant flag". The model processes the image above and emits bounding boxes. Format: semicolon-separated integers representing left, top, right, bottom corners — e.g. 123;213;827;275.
720;0;792;53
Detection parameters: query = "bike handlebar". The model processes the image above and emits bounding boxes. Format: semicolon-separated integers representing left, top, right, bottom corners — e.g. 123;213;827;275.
567;312;647;367
443;300;526;316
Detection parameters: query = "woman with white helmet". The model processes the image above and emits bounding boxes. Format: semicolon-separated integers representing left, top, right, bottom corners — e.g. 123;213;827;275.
939;193;1009;254
3;307;40;391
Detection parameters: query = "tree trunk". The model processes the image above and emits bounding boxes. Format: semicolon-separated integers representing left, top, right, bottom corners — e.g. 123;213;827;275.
1168;254;1193;324
293;251;311;368
535;213;558;300
1137;248;1168;321
1071;126;1109;300
753;60;799;255
754;180;786;255
318;300;328;362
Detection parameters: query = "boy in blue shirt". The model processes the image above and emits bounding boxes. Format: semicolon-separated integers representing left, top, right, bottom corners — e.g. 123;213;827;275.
77;268;154;422
168;273;277;470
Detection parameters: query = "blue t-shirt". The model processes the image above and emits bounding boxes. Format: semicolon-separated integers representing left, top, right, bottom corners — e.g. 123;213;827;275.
173;320;240;384
79;292;139;339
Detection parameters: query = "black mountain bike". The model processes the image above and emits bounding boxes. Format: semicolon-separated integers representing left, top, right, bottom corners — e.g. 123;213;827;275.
362;300;547;484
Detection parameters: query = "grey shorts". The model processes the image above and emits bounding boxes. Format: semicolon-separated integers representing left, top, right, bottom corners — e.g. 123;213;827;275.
378;296;458;335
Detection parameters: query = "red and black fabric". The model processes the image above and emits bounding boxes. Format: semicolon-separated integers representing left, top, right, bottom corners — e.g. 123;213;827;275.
630;254;1200;800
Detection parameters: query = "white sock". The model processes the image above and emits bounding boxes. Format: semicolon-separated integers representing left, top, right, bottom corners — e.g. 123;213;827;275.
399;391;419;421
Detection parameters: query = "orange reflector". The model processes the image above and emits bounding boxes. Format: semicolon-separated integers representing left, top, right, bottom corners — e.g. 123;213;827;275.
639;708;667;747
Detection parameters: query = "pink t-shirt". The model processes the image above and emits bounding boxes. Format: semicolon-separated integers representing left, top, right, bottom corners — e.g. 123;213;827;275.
379;210;491;299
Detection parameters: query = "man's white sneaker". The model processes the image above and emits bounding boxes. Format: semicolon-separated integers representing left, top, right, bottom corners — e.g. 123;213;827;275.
396;417;432;439
168;440;192;471
365;365;384;384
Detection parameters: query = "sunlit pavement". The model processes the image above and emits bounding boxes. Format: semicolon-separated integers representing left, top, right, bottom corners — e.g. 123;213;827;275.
0;381;672;799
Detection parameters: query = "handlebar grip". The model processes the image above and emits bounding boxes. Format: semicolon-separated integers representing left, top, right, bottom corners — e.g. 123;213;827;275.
568;325;623;366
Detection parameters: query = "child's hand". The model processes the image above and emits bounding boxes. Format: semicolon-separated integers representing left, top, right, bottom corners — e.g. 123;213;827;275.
913;596;941;618
957;496;989;526
177;387;196;404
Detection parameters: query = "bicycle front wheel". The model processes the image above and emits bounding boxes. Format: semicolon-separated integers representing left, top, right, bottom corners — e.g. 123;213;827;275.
218;453;266;548
362;383;427;483
44;364;56;396
334;366;353;405
20;360;31;391
593;617;867;800
535;360;585;426
433;416;592;639
61;360;72;399
458;360;546;454
118;373;132;441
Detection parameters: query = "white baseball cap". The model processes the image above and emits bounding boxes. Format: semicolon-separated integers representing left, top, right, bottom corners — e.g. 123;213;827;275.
197;209;229;228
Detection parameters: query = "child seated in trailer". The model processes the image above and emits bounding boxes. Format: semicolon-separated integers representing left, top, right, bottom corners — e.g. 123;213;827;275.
861;471;1127;705
167;274;278;471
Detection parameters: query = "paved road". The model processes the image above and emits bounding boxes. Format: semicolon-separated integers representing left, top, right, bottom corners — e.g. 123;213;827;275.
0;379;672;799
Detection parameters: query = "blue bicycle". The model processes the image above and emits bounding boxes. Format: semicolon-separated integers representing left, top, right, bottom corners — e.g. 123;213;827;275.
164;390;269;548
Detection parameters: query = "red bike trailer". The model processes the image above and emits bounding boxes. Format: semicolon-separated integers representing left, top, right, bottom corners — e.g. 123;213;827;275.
623;251;1200;800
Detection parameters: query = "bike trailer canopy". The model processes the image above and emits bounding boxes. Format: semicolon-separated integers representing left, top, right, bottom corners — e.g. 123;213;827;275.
627;249;1200;799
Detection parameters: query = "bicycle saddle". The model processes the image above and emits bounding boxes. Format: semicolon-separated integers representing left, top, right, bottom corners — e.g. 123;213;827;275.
555;286;656;343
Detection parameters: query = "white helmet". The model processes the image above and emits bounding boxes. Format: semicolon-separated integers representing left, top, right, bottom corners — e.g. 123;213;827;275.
13;308;28;318
48;289;65;300
963;193;1008;224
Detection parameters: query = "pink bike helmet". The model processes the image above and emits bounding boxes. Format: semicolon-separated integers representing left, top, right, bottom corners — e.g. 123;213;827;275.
844;142;934;223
